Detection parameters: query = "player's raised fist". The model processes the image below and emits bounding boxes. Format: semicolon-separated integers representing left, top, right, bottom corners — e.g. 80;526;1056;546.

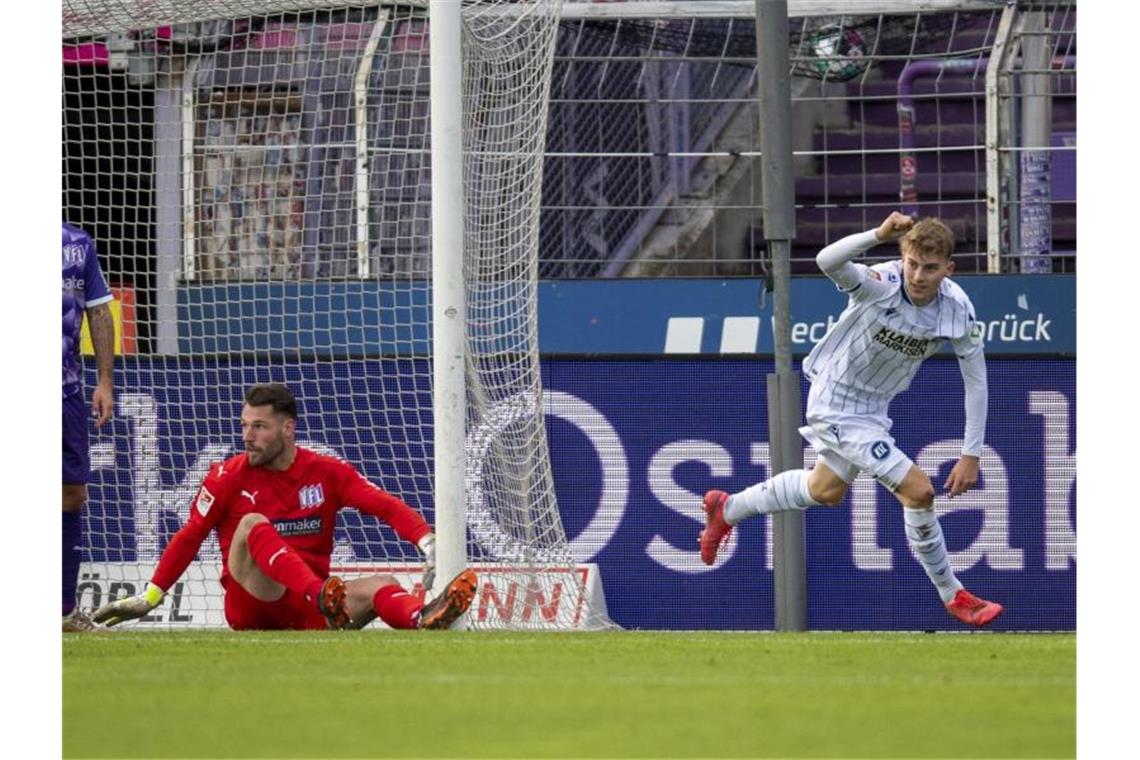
875;211;915;242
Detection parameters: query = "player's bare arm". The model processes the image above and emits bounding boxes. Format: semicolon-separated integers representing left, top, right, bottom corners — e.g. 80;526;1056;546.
874;211;915;242
88;301;115;427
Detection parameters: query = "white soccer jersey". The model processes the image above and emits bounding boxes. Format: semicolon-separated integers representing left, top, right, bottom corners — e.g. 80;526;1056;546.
802;230;987;456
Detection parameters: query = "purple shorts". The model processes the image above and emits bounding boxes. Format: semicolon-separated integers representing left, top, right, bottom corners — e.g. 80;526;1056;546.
62;392;90;485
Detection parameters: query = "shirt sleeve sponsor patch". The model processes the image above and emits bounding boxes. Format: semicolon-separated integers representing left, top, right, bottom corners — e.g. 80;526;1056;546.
195;485;215;517
968;321;985;344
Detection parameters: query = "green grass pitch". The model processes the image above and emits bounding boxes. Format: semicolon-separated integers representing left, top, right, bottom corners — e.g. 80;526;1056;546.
64;630;1074;758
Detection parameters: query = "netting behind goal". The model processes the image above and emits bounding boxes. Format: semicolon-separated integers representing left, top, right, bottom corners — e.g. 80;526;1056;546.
64;0;612;629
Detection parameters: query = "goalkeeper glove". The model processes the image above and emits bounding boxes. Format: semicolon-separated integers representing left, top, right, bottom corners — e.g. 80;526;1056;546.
417;533;437;592
92;582;165;627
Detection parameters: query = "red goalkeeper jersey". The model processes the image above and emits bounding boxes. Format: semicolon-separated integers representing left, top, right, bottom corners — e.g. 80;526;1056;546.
151;446;431;591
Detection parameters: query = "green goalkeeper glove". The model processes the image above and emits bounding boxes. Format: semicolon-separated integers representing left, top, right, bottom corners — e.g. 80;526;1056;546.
417;533;437;592
92;582;165;627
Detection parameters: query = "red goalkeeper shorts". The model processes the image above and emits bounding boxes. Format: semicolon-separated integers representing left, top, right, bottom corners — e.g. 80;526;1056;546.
221;575;330;631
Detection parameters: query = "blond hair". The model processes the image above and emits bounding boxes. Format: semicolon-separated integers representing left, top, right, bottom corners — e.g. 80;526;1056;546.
900;218;955;260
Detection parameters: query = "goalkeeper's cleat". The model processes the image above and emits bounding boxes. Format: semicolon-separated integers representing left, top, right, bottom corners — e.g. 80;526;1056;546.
62;610;99;633
318;575;351;630
418;569;477;630
699;489;733;566
945;588;1003;628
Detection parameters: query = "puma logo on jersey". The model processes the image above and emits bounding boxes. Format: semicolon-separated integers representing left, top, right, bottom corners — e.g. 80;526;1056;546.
241;489;259;505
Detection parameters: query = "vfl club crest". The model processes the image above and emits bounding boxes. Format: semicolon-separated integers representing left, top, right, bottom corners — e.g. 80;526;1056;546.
870;441;891;460
298;484;325;510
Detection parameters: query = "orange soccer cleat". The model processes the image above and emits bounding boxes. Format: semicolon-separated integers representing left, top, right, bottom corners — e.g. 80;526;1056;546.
945;588;1003;628
699;490;733;566
419;569;478;630
318;575;351;630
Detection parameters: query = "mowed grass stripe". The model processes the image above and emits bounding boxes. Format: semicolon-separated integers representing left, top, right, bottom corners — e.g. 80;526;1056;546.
64;631;1075;759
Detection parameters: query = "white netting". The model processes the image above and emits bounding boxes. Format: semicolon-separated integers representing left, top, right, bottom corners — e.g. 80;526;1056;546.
64;0;613;630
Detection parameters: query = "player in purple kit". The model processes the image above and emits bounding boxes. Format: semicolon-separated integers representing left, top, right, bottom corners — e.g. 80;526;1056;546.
62;223;116;632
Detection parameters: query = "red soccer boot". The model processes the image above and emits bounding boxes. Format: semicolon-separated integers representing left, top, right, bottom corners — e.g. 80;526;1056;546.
699;490;733;566
945;588;1003;628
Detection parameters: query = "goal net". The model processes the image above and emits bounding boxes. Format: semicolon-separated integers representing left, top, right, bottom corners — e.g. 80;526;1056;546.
64;0;612;629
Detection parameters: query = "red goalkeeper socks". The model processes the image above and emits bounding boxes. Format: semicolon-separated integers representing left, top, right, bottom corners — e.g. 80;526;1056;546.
373;583;423;629
245;521;324;603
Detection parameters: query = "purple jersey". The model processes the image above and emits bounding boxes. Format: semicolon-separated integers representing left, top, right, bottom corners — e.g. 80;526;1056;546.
62;223;113;398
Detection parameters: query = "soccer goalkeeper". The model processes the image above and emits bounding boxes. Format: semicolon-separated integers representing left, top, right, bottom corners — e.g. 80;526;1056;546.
94;383;476;631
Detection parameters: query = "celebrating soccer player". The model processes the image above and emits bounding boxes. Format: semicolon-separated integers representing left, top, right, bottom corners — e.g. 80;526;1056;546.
62;223;116;632
700;211;1003;628
94;383;476;631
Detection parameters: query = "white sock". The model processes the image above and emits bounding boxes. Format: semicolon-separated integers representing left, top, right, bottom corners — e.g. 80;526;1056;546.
903;507;963;603
724;469;820;524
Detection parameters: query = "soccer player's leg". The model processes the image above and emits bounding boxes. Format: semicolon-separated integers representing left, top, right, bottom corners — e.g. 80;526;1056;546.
230;513;349;629
733;419;859;518
891;464;1003;628
221;576;330;631
343;571;477;630
344;574;417;629
700;434;853;566
418;569;478;630
63;393;95;632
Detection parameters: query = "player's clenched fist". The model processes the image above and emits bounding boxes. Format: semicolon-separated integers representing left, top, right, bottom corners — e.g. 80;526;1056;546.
875;211;914;242
93;582;165;627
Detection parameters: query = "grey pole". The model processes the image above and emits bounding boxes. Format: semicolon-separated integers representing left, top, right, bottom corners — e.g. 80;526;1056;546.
154;70;181;356
1018;11;1053;273
755;0;807;631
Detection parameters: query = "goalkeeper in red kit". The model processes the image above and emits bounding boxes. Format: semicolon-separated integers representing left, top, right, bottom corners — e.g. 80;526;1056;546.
93;383;476;631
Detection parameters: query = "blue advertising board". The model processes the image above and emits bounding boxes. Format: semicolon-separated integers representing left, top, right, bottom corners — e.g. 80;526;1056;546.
539;275;1073;355
85;355;1075;631
545;357;1074;631
179;274;1075;356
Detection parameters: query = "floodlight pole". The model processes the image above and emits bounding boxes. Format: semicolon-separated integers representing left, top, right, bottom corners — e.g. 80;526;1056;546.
755;0;807;631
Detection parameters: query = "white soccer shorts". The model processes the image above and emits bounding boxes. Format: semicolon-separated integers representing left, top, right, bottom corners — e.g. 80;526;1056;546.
798;413;913;492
